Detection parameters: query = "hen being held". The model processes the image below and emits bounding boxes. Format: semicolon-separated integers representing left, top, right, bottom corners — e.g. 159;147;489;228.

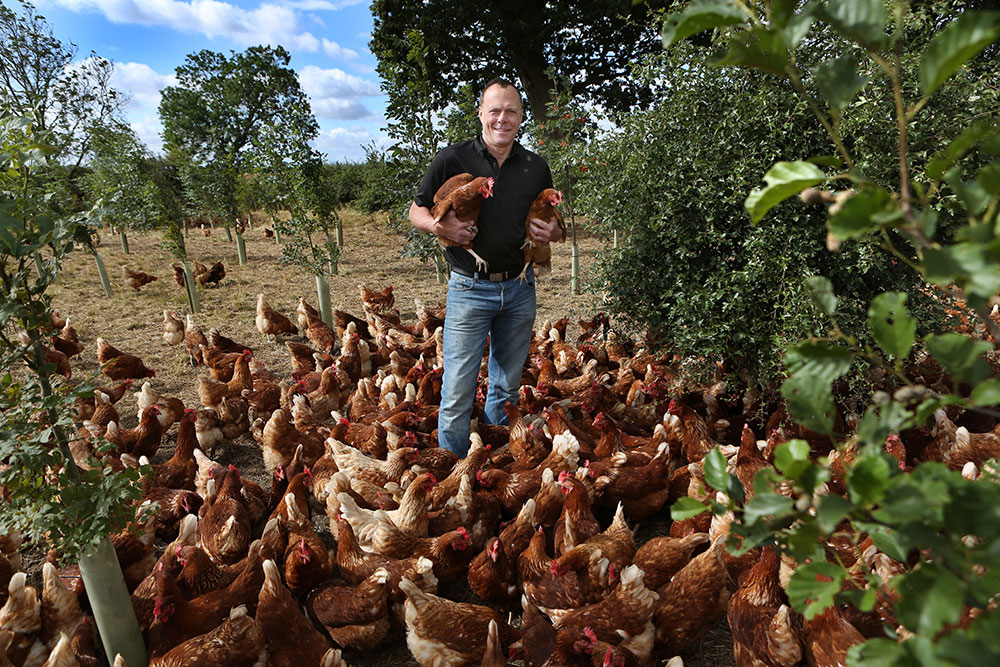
521;188;565;281
431;173;494;272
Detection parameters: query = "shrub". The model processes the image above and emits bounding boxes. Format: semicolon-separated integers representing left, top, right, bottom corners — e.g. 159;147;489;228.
579;47;945;390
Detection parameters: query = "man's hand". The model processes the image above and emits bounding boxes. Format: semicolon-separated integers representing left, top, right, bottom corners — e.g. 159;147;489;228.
527;217;564;243
434;210;478;245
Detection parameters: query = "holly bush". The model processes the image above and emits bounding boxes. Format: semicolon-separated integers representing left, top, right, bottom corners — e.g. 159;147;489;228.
578;1;995;392
662;0;1000;663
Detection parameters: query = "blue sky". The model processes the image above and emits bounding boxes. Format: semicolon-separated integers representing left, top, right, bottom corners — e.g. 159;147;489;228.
33;0;388;162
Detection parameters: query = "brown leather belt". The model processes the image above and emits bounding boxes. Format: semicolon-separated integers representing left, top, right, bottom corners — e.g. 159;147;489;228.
450;265;523;282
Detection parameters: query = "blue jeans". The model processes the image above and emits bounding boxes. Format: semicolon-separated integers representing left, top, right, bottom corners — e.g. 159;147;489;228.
437;267;536;457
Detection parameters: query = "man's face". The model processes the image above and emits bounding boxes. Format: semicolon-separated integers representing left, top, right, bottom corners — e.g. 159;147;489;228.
478;84;523;152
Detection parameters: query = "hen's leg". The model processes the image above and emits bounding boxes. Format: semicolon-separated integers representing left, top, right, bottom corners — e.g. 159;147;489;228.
467;249;489;273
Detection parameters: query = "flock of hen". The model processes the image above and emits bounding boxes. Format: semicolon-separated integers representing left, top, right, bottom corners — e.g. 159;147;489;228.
3;269;999;667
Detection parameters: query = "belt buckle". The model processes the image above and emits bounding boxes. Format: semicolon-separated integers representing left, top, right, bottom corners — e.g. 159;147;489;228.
488;271;505;282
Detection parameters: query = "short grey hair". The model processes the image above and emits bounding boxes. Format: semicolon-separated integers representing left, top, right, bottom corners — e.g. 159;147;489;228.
479;77;524;109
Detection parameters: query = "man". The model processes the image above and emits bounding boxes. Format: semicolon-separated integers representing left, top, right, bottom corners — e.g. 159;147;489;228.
409;78;564;457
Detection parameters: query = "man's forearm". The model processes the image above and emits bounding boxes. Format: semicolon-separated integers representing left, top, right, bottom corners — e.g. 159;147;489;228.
409;201;437;234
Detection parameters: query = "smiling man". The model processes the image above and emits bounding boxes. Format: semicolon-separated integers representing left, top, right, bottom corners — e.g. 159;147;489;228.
409;77;564;457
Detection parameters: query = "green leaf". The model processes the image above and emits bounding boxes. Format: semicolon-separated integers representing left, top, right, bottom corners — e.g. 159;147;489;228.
785;7;816;48
805;276;837;316
847;638;909;665
925;333;993;385
893;564;963;636
813;54;870;110
862;523;912;563
0;225;18;254
923;245;1000;302
710;26;789;76
919;12;1000;97
808;154;844;169
781;376;835;435
742;492;795;526
786;561;846;619
945;168;992;215
703;446;729;492
774;438;811;478
815;494;852;533
817;0;887;48
868;292;916;360
782;342;853;435
783;341;854;381
857;401;910;447
661;3;747;48
746;161;826;223
926;118;1000;180
978;162;1000;195
670;496;708;521
827;188;895;240
840;586;877;612
971;378;1000;407
847;450;891;507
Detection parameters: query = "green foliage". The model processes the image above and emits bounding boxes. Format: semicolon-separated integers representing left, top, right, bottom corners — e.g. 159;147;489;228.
530;73;597;239
0;374;142;560
0;0;128;209
159;45;318;225
323;161;369;208
87;122;183;239
663;0;1000;661
0;107;141;559
577;46;939;388
370;0;661;125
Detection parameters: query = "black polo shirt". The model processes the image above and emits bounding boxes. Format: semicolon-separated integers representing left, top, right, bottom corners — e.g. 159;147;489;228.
414;135;553;275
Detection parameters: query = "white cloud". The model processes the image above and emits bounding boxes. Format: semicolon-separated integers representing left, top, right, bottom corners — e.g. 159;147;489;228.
109;61;177;111
321;38;358;60
279;0;366;10
312;125;383;162
129;114;165;153
298;65;379;98
51;0;359;60
312;99;371;120
298;64;379;119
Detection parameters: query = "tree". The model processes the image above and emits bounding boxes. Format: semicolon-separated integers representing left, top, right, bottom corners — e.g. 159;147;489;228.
0;0;128;192
159;45;319;239
370;0;664;123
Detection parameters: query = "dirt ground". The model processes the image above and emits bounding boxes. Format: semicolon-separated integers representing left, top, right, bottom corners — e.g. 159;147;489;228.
41;210;736;667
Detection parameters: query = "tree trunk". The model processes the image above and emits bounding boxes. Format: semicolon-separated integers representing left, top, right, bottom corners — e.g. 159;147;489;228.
120;231;129;254
315;274;332;327
33;251;45;279
224;225;233;242
93;251;112;297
